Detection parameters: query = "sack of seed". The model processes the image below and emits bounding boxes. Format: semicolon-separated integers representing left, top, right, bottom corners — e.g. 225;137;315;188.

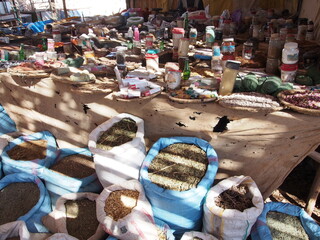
41;148;103;207
251;202;320;240
1;131;59;176
42;192;106;240
0;172;52;233
203;175;264;240
139;137;219;238
96;179;159;240
88;113;146;188
181;231;218;240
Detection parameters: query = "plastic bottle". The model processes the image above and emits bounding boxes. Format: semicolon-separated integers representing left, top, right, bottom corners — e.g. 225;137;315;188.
18;43;26;61
163;27;169;40
306;20;314;41
219;60;241;95
211;43;223;74
189;28;197;44
71;24;77;37
183;58;190;80
134;27;140;41
127;26;133;39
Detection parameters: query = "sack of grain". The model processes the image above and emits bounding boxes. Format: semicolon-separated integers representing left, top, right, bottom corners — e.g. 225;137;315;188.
42;192;106;240
96;179;159;240
0;104;17;136
181;231;218;240
1;131;59;176
203;175;264;240
41;148;103;207
0;220;31;240
139;137;219;239
251;202;320;240
0;173;51;233
88;113;146;188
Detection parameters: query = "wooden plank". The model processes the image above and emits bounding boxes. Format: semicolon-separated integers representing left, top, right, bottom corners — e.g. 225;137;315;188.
306;162;320;215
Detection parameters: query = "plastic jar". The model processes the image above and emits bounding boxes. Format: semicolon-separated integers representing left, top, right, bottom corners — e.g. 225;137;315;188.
206;26;216;47
47;38;55;52
281;63;298;82
242;40;254;60
219;60;241;95
145;54;159;72
267;33;282;59
165;69;182;89
172;28;185;49
282;42;299;64
116;46;126;65
178;38;189;57
189;28;197;44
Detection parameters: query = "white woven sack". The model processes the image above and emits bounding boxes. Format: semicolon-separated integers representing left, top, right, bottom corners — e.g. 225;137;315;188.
0;221;30;240
88;113;146;187
181;231;218;240
96;179;159;240
42;192;106;240
203;175;264;240
45;233;78;240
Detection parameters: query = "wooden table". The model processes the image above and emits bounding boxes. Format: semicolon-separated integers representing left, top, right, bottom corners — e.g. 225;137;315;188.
0;72;319;199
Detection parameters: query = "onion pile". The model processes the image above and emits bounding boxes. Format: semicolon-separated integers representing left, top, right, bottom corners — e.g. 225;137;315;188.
281;90;320;110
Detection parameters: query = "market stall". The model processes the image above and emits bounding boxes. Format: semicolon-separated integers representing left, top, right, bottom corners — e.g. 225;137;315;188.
0;72;319;199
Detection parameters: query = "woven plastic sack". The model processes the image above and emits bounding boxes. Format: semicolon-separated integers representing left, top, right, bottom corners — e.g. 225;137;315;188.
0;104;16;135
0;173;51;233
96;179;159;240
203;175;264;240
46;233;78;240
42;192;106;240
41;148;102;207
251;202;320;240
1;131;59;176
0;221;30;240
139;137;219;238
181;231;218;240
88;113;146;188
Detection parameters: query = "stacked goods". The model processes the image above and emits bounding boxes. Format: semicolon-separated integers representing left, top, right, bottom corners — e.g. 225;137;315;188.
218;92;283;112
278;89;320;115
203;176;264;240
96;180;159;240
0;173;51;233
140;137;219;238
1;131;58;176
251;202;320;240
41;148;102;207
89;113;146;188
42;192;106;240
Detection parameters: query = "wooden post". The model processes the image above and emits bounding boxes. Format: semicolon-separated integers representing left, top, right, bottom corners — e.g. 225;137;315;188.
10;0;22;24
306;151;320;215
62;0;68;19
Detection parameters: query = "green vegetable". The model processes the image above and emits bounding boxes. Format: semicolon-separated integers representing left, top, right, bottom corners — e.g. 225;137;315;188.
273;82;294;97
241;74;259;92
233;77;243;92
259;76;281;95
295;75;314;86
63;57;84;68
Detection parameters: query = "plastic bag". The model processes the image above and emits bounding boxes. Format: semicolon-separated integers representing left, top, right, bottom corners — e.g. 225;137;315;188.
1;131;59;176
139;137;219;238
96;179;159;240
203;175;264;240
0;173;51;233
42;192;106;240
181;231;218;240
88;113;146;188
251;202;320;240
41;148;102;207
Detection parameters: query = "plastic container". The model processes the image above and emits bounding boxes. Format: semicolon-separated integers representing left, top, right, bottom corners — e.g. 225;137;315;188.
172;28;185;49
47;38;55;52
35;52;45;64
281;63;298;82
116;46;126;65
219;60;241;95
267;33;282;59
165;69;182;89
178;38;189;57
205;26;215;47
282;42;299;64
242;40;254;60
145;54;159;72
189;28;197;44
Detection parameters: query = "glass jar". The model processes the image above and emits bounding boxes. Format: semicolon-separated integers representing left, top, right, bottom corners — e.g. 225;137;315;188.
282;42;299;64
267;33;282;59
266;58;279;74
219;60;241;95
189;28;197;44
206;26;215;47
116;46;126;65
242;40;254;60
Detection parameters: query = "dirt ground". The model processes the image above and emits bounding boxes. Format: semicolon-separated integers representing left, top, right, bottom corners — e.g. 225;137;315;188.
268;156;320;223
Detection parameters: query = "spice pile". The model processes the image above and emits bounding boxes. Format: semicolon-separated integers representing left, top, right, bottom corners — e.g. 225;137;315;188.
50;154;95;178
148;143;208;191
65;199;100;240
97;118;137;150
7;140;47;160
104;190;139;221
215;184;254;212
267;211;309;240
